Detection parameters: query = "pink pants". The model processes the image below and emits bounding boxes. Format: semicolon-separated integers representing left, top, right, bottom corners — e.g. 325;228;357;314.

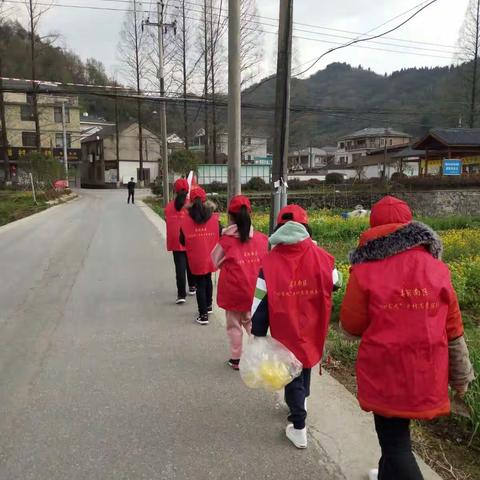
225;310;251;360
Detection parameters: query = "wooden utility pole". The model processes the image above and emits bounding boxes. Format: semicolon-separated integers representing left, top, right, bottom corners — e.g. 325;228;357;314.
470;0;480;128
181;0;189;149
203;0;209;163
133;0;144;185
143;2;175;205
227;0;241;199
209;1;217;164
29;0;41;151
0;58;10;182
270;0;293;232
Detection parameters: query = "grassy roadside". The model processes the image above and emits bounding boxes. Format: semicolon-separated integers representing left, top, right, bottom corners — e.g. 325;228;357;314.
0;191;49;227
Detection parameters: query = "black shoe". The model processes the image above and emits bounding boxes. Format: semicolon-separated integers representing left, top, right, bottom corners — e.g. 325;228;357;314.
207;305;213;314
188;287;196;296
175;297;186;305
195;314;209;325
227;359;240;370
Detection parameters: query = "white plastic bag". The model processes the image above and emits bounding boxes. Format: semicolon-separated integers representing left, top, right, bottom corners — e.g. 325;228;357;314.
239;336;303;391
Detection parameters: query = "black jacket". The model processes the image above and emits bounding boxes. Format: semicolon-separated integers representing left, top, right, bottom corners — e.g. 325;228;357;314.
127;181;136;193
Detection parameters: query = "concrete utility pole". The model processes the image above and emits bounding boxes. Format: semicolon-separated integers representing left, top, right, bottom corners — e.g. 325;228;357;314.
270;0;293;232
143;2;175;206
227;0;241;200
62;100;69;186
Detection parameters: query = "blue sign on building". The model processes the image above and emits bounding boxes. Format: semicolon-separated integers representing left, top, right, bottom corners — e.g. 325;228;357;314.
443;159;462;176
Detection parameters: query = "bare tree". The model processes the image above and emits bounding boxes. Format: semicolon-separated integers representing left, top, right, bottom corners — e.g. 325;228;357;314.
240;0;264;87
458;0;480;127
117;0;146;183
1;1;11;181
25;0;53;150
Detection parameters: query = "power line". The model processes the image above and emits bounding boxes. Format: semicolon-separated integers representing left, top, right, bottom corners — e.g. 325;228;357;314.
295;0;441;77
92;0;459;50
2;0;458;58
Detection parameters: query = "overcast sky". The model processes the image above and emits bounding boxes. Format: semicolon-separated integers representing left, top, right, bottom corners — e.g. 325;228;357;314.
5;0;471;82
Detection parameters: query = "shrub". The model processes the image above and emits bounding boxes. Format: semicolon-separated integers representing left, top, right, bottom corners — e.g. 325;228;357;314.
325;172;344;184
151;178;162;196
390;171;407;182
169;149;199;175
203;181;227;193
245;177;268;191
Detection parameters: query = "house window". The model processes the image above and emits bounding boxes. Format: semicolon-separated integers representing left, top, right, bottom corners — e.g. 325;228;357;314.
54;106;70;123
20;104;35;121
22;132;37;147
357;139;366;146
389;139;393;145
339;142;345;149
380;138;385;146
55;133;71;148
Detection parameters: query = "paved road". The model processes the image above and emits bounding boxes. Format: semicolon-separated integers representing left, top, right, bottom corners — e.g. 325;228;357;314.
0;190;343;480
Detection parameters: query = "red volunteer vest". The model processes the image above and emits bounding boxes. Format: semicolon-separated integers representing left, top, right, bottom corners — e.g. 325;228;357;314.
262;238;334;368
181;213;220;275
165;201;187;252
353;248;453;419
217;231;269;312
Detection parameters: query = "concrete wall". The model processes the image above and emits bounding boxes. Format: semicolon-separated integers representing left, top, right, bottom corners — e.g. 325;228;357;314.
210;190;480;217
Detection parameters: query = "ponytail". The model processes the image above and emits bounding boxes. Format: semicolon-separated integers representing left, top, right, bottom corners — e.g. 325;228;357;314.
189;197;212;224
230;205;252;243
174;190;188;211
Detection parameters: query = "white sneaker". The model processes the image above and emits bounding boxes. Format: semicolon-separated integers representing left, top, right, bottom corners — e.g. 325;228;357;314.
286;424;307;449
175;298;186;305
304;398;308;412
368;469;378;480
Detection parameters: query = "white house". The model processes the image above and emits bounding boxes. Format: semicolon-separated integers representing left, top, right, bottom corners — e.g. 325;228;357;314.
191;129;268;164
81;122;161;186
335;128;412;166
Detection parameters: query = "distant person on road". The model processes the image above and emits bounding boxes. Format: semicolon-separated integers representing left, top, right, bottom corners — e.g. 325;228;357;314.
211;195;268;370
251;205;342;449
127;177;135;204
180;187;220;326
165;178;196;304
340;195;474;480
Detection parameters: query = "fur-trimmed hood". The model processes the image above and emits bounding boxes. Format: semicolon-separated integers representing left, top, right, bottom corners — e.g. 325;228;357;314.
349;221;443;265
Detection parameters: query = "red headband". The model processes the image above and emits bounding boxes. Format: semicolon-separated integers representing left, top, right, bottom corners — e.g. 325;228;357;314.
174;178;189;193
190;187;207;203
228;195;252;214
277;204;309;225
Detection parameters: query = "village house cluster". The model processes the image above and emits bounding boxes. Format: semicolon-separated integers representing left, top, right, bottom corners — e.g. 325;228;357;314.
1;80;480;187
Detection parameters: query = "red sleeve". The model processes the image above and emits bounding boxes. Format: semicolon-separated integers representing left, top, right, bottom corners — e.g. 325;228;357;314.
446;288;464;341
340;269;370;336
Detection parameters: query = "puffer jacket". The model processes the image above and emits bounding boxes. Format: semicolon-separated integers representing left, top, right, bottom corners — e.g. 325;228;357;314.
340;197;474;420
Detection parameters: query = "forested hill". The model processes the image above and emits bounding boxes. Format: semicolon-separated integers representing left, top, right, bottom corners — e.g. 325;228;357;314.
1;17;474;147
243;62;472;146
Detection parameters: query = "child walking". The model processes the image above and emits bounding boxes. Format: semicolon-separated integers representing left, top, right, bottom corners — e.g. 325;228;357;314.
180;187;220;325
251;205;342;449
211;195;268;370
164;178;196;304
340;196;474;480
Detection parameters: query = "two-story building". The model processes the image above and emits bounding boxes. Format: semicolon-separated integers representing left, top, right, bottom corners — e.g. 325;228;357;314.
191;129;268;164
0;79;81;181
335;128;412;166
81;121;161;187
288;146;336;171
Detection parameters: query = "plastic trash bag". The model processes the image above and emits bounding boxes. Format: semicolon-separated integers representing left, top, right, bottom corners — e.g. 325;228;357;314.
239;336;303;391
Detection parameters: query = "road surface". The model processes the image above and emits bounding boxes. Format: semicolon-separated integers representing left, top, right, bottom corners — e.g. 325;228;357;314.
0;189;343;480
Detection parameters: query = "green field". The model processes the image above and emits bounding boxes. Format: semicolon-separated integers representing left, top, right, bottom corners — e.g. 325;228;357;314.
146;196;480;477
0;191;49;227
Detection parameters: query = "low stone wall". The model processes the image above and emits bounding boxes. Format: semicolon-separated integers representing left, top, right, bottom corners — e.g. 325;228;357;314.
209;190;480;217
